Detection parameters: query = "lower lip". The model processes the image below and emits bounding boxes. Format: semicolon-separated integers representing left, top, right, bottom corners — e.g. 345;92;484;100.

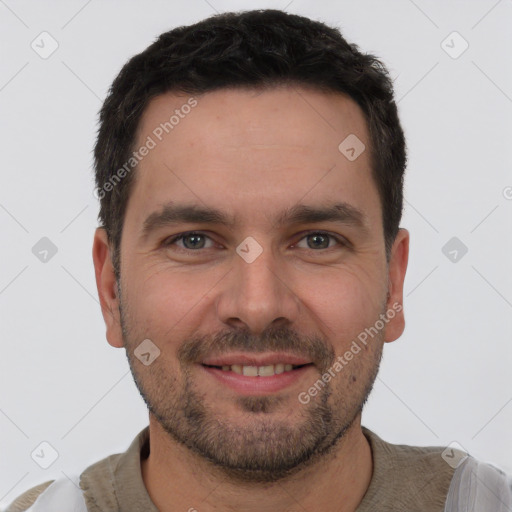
199;364;314;395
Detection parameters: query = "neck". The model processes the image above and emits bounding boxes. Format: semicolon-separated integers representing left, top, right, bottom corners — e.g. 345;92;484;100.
141;413;373;512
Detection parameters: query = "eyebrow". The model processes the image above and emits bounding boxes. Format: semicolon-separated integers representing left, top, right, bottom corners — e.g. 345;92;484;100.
140;201;367;240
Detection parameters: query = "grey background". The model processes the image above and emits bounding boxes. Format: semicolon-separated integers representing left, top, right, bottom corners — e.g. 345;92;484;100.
1;0;511;507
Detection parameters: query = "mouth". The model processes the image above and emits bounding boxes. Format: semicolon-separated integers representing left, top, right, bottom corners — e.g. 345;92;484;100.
201;362;313;376
198;353;315;395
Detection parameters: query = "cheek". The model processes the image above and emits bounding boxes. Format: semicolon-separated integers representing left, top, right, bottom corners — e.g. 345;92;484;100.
124;263;220;342
299;265;386;343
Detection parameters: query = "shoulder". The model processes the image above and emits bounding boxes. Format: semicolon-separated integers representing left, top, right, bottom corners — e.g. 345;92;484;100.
3;454;125;512
359;427;464;511
360;427;512;512
445;456;512;511
4;454;124;512
362;426;465;471
4;481;54;512
4;428;149;512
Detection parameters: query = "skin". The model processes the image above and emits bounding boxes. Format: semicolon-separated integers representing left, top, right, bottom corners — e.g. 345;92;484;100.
93;85;409;511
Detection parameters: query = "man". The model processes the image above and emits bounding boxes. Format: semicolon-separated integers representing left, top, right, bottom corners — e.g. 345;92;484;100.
7;9;511;512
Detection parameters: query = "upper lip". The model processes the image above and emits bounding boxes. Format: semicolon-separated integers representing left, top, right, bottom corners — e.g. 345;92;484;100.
200;352;312;367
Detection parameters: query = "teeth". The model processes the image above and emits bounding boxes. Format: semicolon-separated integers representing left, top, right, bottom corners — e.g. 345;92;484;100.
231;364;243;375
257;365;274;376
242;365;258;377
216;363;303;376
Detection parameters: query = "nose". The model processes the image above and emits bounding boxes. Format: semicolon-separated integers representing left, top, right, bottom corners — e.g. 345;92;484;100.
215;243;301;335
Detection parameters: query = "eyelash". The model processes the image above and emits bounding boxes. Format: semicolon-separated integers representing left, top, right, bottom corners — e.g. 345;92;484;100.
162;230;348;253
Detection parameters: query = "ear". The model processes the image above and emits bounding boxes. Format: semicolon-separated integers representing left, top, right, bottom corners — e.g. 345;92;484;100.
384;228;409;343
92;227;124;348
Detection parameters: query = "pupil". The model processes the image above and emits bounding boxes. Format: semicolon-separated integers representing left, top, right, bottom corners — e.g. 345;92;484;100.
185;234;204;249
309;234;328;249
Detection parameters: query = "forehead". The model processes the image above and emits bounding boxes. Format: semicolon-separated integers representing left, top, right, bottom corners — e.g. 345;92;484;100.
125;86;379;230
139;85;369;153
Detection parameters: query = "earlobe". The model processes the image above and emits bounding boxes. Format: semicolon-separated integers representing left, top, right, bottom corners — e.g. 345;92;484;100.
92;228;124;348
384;228;409;343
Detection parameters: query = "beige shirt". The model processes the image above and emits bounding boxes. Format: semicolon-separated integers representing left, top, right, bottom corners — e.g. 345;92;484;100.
6;426;458;511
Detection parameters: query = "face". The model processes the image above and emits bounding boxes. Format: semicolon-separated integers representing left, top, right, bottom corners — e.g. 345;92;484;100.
93;85;408;482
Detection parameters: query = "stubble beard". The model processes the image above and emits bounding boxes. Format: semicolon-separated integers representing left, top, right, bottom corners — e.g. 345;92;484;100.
119;290;384;483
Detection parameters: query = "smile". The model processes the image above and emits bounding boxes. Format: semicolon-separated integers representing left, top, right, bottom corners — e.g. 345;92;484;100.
199;361;315;395
202;363;311;376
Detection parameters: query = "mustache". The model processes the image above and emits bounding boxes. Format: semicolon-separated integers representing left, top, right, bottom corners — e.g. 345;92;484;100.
178;325;335;373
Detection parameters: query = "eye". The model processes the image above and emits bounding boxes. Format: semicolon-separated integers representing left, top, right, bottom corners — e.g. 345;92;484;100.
162;230;347;254
294;231;346;250
164;231;215;251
